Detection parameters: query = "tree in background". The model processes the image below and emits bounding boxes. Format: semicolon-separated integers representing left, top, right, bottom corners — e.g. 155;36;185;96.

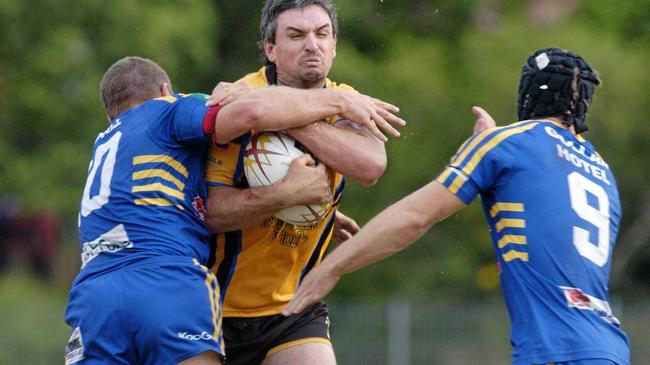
0;0;217;218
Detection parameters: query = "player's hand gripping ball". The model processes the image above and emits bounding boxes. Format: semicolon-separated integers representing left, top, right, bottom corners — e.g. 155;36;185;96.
244;132;330;225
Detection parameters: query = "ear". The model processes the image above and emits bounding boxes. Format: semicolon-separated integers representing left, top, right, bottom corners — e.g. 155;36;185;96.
264;40;276;63
332;35;337;59
160;82;173;97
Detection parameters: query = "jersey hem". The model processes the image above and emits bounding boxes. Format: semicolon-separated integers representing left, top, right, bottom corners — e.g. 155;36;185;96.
206;181;232;187
513;349;629;365
74;254;205;286
173;348;225;365
223;305;289;318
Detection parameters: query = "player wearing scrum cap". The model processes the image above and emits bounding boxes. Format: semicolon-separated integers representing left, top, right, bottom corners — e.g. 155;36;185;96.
286;48;631;365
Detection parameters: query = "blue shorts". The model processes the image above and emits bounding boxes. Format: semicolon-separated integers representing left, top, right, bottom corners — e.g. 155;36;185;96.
64;256;224;365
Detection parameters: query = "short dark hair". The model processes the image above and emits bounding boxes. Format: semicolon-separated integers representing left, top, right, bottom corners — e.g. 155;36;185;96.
259;0;338;64
517;48;601;133
99;56;171;119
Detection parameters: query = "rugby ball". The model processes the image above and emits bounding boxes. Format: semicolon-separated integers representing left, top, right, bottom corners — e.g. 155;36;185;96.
243;132;330;225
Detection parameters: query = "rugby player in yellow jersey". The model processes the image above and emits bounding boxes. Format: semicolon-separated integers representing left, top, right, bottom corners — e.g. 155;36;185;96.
203;1;405;364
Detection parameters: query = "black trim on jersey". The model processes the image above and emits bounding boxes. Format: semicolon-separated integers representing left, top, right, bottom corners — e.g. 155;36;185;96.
299;177;346;282
233;133;252;188
216;230;242;301
298;176;346;278
207;233;218;269
299;214;336;284
265;64;278;85
332;176;346;203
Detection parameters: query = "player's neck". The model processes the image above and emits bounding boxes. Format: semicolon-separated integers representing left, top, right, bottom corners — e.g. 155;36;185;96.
543;117;577;135
276;73;326;89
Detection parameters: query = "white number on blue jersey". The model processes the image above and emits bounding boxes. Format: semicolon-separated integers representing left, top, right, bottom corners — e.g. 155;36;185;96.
568;171;610;267
81;132;122;217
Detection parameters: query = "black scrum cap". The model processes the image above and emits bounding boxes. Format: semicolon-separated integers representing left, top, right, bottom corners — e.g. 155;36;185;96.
517;48;601;133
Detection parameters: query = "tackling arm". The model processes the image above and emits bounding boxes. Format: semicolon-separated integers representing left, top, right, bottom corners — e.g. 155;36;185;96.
209;83;405;145
287;120;387;186
212;87;348;145
205;154;332;233
323;181;464;274
283;181;466;315
206;185;287;233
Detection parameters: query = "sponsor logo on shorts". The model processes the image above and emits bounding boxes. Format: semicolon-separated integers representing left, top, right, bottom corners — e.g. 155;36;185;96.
64;327;85;365
178;331;215;341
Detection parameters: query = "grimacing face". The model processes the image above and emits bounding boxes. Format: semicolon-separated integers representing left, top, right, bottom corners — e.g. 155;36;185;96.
264;5;337;89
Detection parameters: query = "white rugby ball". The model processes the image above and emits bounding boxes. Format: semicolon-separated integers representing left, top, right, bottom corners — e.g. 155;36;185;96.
243;132;330;225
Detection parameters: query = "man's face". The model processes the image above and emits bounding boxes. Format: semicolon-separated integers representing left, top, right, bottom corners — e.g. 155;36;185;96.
264;5;337;88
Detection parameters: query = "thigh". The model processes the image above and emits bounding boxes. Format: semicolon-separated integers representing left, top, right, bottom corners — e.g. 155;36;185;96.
222;316;272;365
64;273;134;365
264;301;334;364
179;350;223;365
223;302;333;365
262;343;335;365
125;261;225;365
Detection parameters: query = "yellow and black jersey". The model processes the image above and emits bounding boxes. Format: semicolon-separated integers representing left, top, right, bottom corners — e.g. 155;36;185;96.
207;66;352;317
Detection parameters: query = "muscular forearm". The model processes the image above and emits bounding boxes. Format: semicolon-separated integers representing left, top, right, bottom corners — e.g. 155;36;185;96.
206;154;331;232
322;182;465;276
287;121;386;186
214;87;346;144
205;185;287;232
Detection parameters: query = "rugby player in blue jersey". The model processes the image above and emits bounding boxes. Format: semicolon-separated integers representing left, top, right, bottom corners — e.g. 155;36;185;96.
64;56;404;365
285;48;631;365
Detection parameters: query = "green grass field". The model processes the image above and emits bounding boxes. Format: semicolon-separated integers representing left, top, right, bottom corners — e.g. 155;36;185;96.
0;272;69;364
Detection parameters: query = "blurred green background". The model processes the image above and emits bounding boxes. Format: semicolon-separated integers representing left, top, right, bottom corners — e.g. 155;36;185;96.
1;0;649;363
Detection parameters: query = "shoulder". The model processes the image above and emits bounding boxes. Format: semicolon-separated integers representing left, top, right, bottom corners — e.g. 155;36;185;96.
145;93;207;117
151;93;207;105
450;120;542;169
326;78;355;92
465;120;541;151
144;95;180;116
238;67;270;88
140;93;207;133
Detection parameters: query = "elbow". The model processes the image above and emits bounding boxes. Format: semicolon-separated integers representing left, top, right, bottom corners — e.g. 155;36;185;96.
213;134;231;146
400;211;433;242
205;214;237;233
239;94;271;132
355;154;387;186
242;98;266;130
213;98;263;144
205;201;232;233
205;211;225;233
407;215;432;236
